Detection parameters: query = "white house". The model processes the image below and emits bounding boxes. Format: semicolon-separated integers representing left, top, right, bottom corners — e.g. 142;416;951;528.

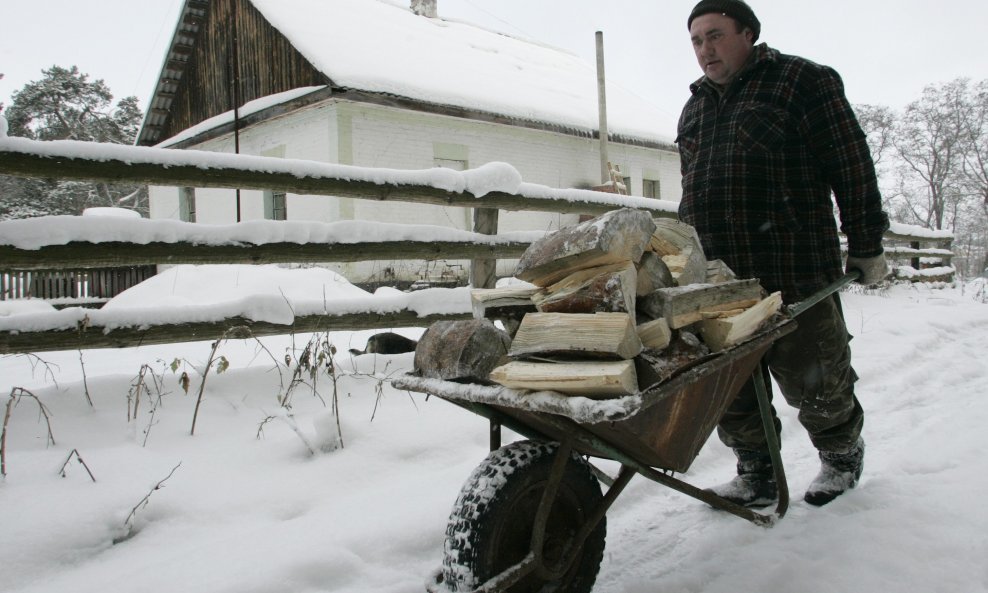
140;0;680;284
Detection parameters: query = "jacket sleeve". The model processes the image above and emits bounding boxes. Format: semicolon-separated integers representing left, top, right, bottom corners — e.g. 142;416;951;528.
800;67;889;257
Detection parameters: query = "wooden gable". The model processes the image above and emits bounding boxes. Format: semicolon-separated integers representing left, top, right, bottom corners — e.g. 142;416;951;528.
138;0;330;146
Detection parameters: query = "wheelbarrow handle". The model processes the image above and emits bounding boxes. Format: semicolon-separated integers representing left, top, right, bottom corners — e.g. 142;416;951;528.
787;270;861;319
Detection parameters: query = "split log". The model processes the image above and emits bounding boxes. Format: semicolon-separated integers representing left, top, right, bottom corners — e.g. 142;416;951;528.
514;208;656;286
470;285;538;337
489;360;638;398
414;319;511;382
508;312;643;360
648;219;707;286
636;251;674;295
698;292;782;351
636;318;672;351
533;262;636;314
638;279;764;329
470;285;538;315
648;218;703;256
706;259;737;284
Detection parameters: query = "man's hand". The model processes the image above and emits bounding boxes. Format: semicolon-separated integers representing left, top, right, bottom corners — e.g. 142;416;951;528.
845;253;889;285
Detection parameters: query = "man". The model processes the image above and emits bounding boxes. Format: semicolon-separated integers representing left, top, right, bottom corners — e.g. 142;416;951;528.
677;0;890;507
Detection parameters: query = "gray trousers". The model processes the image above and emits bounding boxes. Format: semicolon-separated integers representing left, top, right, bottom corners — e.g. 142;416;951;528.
716;294;864;455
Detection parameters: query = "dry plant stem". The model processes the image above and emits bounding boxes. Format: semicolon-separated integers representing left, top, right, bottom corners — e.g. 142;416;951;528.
256;415;276;440
190;338;224;436
15;353;60;386
59;448;96;482
1;387;56;477
279;414;316;456
256;413;316;455
123;462;182;530
189;326;248;436
78;350;94;407
140;366;167;447
244;335;284;392
1;396;13;477
127;365;145;422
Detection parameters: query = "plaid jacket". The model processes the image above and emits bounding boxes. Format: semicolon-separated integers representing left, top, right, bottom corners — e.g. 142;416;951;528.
676;44;889;302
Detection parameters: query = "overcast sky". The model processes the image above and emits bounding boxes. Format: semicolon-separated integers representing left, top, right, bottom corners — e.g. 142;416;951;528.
2;0;987;135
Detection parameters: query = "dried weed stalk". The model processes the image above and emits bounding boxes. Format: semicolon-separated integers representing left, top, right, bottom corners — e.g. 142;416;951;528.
115;462;181;543
1;387;56;477
78;350;94;407
59;448;96;482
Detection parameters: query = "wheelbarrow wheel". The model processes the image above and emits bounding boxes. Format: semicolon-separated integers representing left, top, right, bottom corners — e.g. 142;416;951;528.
439;440;605;593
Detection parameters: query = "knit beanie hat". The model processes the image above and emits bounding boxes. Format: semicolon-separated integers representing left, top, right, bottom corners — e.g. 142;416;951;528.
688;0;761;42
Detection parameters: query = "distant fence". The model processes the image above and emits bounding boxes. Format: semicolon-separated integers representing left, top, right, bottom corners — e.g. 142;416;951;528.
1;266;157;303
881;230;955;283
0;138;955;353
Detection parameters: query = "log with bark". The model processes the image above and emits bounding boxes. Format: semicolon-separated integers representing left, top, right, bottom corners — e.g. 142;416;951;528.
514;208;655;286
647;218;708;286
638;279;764;329
414;319;512;382
532;261;637;314
636;251;674;295
706;259;737;284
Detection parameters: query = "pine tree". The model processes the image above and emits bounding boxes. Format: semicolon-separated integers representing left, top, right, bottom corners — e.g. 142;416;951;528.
1;66;147;219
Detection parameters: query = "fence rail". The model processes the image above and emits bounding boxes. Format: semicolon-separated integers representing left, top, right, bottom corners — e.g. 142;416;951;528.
0;137;956;354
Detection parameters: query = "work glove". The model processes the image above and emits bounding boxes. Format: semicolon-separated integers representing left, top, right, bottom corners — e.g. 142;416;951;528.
845;253;889;285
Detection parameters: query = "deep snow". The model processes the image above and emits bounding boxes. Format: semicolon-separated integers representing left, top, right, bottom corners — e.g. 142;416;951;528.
1;272;987;593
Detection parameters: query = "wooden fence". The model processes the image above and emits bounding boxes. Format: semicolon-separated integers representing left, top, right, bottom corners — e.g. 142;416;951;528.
1;267;157;303
0;138;954;354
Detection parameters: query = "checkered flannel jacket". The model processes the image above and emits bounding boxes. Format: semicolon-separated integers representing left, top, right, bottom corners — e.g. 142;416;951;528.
676;44;889;302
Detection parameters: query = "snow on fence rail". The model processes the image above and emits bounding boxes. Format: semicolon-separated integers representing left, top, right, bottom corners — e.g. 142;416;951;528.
0;137;955;354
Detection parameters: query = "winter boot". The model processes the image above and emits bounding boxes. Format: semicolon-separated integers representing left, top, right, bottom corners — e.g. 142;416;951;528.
804;437;865;506
705;449;778;508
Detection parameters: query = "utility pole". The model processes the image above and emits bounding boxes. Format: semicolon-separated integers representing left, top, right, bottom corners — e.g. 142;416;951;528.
595;31;610;185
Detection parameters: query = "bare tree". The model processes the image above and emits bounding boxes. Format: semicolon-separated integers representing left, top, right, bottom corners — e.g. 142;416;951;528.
892;79;971;231
958;81;988;213
855;103;896;168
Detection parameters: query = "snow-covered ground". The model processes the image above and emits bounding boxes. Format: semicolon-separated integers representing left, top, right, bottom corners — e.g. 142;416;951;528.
1;273;987;593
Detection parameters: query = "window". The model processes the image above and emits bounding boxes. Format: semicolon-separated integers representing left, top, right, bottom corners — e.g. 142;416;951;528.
264;190;287;220
434;142;469;171
643;178;661;199
260;147;288;221
180;187;197;222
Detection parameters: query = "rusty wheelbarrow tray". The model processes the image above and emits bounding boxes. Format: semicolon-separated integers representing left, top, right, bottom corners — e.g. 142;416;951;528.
391;273;858;593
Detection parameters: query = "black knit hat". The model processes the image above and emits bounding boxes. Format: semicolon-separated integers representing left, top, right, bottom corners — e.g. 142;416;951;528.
688;0;761;42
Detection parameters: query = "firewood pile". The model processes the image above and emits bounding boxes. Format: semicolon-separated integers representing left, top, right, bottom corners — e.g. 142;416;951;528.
414;208;782;399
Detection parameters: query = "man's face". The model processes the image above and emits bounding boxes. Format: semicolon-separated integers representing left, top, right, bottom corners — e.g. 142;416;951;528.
689;12;754;85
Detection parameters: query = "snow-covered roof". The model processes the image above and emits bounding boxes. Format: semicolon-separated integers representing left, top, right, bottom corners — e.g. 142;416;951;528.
151;0;675;147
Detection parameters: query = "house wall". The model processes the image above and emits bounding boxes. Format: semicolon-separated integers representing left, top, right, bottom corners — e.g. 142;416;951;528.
149;97;682;284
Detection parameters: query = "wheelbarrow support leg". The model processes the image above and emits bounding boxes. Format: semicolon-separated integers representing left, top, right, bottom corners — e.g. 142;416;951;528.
752;364;789;519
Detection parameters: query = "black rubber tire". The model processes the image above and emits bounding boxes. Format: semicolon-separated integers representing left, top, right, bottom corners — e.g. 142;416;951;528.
439;440;606;593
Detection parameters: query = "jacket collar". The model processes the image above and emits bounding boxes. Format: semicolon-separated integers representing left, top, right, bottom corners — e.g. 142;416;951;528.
689;43;779;96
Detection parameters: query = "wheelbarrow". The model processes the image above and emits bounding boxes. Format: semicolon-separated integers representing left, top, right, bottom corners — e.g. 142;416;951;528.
391;273;859;593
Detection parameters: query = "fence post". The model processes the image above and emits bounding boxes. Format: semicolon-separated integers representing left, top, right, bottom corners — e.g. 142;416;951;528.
470;208;499;290
470;206;501;451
